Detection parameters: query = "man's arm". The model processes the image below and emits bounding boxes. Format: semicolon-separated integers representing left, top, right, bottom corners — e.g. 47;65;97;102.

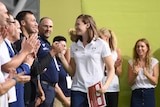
0;71;30;95
30;53;53;76
30;42;61;76
55;83;70;107
35;79;45;106
2;36;38;73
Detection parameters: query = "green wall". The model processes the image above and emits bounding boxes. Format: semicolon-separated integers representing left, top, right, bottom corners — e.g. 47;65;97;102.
40;0;81;44
40;0;160;107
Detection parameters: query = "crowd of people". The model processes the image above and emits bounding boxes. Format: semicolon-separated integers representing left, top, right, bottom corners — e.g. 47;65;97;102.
0;1;159;107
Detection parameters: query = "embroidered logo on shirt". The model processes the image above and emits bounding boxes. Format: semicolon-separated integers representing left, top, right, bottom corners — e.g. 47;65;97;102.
42;43;49;51
92;47;96;51
42;43;45;47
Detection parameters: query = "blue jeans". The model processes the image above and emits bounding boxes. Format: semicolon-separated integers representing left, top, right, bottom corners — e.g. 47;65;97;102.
71;90;89;107
39;83;56;107
131;88;155;107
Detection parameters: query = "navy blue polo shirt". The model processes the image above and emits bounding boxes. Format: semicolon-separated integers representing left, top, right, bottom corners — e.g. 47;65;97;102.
57;58;71;97
37;36;59;84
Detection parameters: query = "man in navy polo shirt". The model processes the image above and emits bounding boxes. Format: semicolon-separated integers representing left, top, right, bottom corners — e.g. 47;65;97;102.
38;17;70;107
38;17;58;107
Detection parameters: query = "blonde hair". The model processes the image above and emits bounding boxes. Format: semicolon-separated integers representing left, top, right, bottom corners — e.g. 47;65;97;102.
68;28;79;42
133;38;152;70
99;28;117;51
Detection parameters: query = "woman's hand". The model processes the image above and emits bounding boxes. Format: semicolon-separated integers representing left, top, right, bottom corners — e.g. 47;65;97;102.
96;86;106;94
133;65;140;76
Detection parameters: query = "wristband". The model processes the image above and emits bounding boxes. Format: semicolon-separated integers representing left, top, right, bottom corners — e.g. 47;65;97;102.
12;78;18;84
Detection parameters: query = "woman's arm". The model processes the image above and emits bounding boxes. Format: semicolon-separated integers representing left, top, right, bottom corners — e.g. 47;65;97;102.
128;63;138;86
98;55;115;93
64;48;71;63
59;53;75;77
143;63;159;85
115;48;123;77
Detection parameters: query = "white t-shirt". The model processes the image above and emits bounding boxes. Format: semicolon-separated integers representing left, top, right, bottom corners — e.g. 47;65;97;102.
128;57;159;90
70;38;111;93
0;41;10;107
3;39;17;103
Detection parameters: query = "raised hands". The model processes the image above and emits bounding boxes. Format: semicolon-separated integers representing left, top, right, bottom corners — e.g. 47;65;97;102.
114;58;122;68
50;41;66;57
133;65;140;76
13;72;31;84
24;35;41;66
20;34;39;55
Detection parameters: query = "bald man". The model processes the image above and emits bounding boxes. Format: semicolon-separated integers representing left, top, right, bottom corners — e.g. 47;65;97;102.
0;2;31;107
0;2;38;107
0;2;9;43
0;3;11;107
